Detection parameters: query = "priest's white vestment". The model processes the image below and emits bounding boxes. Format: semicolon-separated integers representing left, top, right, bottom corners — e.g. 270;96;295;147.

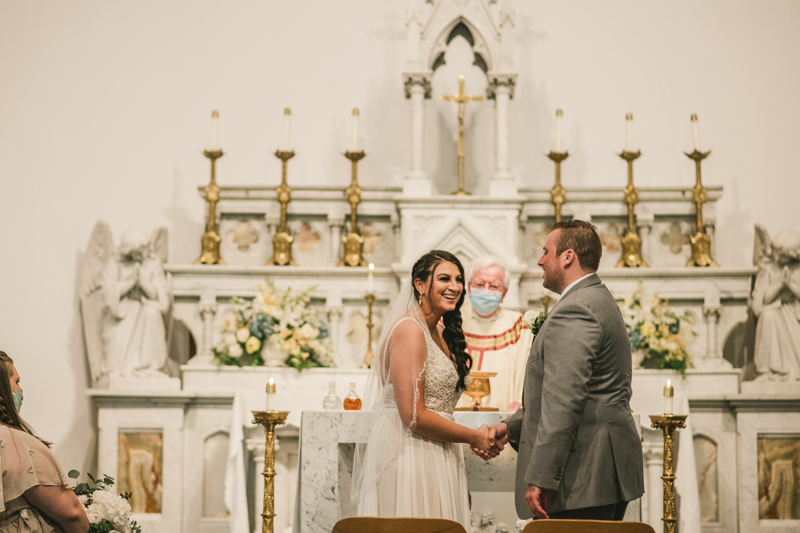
459;301;533;410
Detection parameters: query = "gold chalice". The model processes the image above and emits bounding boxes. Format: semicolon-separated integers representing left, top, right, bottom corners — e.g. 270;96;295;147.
458;371;499;411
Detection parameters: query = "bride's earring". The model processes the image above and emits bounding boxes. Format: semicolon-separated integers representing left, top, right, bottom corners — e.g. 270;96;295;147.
419;294;424;306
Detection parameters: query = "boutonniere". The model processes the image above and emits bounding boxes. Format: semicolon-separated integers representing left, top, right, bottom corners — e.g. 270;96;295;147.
524;310;547;336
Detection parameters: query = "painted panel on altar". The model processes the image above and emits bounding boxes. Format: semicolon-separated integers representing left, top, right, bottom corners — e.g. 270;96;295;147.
360;219;394;267
652;219;693;268
221;218;269;266
694;435;719;523
117;431;164;514
758;435;800;520
288;218;329;266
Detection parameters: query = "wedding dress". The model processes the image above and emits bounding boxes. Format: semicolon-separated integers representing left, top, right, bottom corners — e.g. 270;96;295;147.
353;285;470;529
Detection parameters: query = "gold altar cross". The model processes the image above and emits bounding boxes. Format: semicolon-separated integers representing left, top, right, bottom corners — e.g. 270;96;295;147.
441;75;483;195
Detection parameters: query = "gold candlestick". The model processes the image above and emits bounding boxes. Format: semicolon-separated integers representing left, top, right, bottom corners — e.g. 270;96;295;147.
546;151;569;223
268;149;297;266
339;150;368;267
616;149;648;268
685;145;717;267
650;414;688;533
195;148;226;265
361;293;375;368
252;410;289;533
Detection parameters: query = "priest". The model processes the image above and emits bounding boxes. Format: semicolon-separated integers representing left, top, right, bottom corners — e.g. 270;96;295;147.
459;256;533;411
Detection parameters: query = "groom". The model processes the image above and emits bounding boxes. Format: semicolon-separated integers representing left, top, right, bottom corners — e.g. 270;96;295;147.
482;220;643;521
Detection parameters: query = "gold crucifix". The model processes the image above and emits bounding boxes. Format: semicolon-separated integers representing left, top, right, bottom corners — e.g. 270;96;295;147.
441;75;483;195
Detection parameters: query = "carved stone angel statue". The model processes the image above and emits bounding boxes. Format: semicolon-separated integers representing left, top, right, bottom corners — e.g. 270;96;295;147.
749;224;800;381
80;221;173;387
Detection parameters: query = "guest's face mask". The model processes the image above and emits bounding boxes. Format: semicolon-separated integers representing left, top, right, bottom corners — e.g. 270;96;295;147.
470;289;503;316
13;389;23;413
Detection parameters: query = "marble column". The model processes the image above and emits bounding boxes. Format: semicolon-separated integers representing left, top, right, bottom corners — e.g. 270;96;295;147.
643;442;664;530
247;440;267;533
403;73;432;196
702;306;730;368
327;211;345;266
326;291;344;366
189;288;217;365
487;74;517;197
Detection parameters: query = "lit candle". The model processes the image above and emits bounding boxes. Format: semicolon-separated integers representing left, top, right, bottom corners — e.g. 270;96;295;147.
663;379;674;415
266;378;277;410
625;113;633;152
691;114;700;152
351;108;359;152
368;263;374;294
210;110;220;151
555;109;563;153
282;108;291;151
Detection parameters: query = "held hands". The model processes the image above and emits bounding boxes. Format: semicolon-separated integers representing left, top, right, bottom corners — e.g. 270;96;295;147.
471;423;509;461
470;424;503;460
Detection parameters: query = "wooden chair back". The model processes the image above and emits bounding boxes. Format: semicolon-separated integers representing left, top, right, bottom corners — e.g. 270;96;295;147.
332;517;468;533
522;520;656;533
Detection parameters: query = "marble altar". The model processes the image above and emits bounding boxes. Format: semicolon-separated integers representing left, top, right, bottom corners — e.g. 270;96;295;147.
295;411;640;533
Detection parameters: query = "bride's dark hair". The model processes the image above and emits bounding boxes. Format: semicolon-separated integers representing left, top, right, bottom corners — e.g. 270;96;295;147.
411;250;471;391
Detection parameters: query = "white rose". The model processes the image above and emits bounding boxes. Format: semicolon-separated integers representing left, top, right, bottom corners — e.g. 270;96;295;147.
299;323;319;339
77;494;89;506
229;343;244;358
236;327;250;343
224;333;237;346
245;336;261;354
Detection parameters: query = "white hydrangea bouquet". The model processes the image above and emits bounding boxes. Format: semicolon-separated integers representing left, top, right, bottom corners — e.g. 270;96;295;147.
68;471;141;533
616;281;695;375
213;281;334;371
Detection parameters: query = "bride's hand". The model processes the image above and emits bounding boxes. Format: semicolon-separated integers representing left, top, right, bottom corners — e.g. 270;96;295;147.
471;425;501;458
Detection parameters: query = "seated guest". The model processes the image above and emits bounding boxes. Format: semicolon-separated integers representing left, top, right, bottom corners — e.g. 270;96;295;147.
0;351;89;533
459;256;532;411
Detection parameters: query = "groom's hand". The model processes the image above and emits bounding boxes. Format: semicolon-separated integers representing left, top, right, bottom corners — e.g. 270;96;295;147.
525;485;548;519
471;423;508;461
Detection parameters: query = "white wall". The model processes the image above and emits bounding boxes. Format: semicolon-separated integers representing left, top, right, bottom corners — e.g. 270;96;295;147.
1;0;798;471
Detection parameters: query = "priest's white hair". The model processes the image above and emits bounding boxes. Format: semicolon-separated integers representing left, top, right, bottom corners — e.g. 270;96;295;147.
467;255;510;288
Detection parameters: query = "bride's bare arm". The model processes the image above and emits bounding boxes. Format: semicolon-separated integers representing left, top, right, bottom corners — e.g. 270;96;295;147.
388;321;495;453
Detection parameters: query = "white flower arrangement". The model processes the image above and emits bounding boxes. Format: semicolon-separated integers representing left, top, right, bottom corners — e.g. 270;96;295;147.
214;281;335;371
69;471;141;533
616;281;695;375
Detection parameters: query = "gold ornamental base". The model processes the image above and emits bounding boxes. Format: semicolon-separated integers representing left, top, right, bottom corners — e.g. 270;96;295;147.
268;231;297;266
617;231;648;268
339;232;367;267
687;231;718;267
650;414;688;533
195;230;225;265
252;410;289;533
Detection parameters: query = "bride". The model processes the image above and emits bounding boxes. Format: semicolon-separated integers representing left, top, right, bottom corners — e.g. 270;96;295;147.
353;250;501;529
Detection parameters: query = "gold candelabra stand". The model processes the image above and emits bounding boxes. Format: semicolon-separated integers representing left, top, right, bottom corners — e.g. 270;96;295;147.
617;150;648;268
252;410;289;533
267;150;297;266
361;293;375;368
685;149;718;267
650;414;688;533
546;151;569;223
339;151;368;267
195;149;226;265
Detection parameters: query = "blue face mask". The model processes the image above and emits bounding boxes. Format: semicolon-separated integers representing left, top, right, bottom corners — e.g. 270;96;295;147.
13;389;22;413
470;289;503;316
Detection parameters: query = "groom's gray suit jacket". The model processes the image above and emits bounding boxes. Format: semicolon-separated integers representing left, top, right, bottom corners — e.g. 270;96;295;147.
504;273;644;517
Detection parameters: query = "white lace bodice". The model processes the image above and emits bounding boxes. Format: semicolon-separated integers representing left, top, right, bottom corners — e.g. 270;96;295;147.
383;318;466;421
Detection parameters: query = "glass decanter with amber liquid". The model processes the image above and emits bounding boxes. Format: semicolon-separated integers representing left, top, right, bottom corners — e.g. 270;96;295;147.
343;382;362;410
